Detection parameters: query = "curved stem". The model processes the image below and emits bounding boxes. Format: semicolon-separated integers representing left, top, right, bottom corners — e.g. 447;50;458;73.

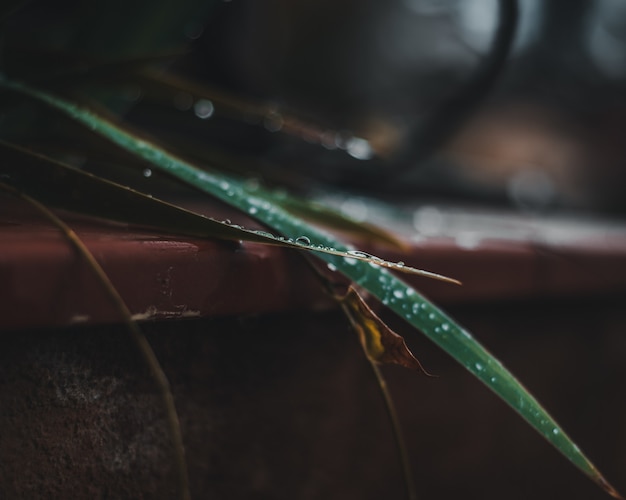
366;358;417;500
0;182;191;500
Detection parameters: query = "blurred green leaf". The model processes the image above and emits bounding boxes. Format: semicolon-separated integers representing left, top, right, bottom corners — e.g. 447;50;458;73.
267;190;408;250
0;78;621;499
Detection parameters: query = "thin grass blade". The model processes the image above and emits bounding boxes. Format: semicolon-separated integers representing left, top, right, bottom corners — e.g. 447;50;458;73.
0;139;451;281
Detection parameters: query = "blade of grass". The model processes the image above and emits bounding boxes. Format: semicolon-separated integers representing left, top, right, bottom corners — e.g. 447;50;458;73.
0;140;454;282
0;181;191;500
1;77;621;498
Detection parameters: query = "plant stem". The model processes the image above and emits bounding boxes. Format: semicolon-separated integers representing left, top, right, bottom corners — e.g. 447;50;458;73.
366;358;417;500
0;182;191;500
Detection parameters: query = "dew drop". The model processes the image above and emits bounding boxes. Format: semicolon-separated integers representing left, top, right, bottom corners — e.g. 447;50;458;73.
428;312;436;320
441;323;450;331
142;168;152;178
475;362;483;371
552;428;559;435
194;99;214;119
347;250;370;259
344;257;358;265
223;219;231;225
393;289;404;299
248;207;258;215
346;137;374;160
327;263;337;272
296;236;311;245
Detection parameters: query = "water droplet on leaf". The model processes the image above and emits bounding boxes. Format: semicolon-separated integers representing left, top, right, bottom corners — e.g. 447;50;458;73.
194;99;214;119
346;137;374;160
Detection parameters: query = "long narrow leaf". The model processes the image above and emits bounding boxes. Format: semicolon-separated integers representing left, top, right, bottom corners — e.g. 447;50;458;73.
0;140;454;282
1;78;620;498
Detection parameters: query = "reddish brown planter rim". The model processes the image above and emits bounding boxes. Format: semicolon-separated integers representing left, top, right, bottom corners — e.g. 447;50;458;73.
3;195;626;330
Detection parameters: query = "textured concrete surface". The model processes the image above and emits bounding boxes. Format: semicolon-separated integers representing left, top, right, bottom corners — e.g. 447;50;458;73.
1;301;625;499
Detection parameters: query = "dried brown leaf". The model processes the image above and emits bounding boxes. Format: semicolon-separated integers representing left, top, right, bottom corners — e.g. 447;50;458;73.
341;286;434;375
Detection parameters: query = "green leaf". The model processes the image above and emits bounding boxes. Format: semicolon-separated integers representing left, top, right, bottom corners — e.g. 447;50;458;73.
1;78;621;499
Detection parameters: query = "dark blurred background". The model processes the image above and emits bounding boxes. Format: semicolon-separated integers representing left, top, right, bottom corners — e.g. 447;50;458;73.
5;0;626;214
185;0;626;213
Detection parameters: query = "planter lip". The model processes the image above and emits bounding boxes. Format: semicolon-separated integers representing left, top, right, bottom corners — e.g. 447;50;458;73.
3;194;626;331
